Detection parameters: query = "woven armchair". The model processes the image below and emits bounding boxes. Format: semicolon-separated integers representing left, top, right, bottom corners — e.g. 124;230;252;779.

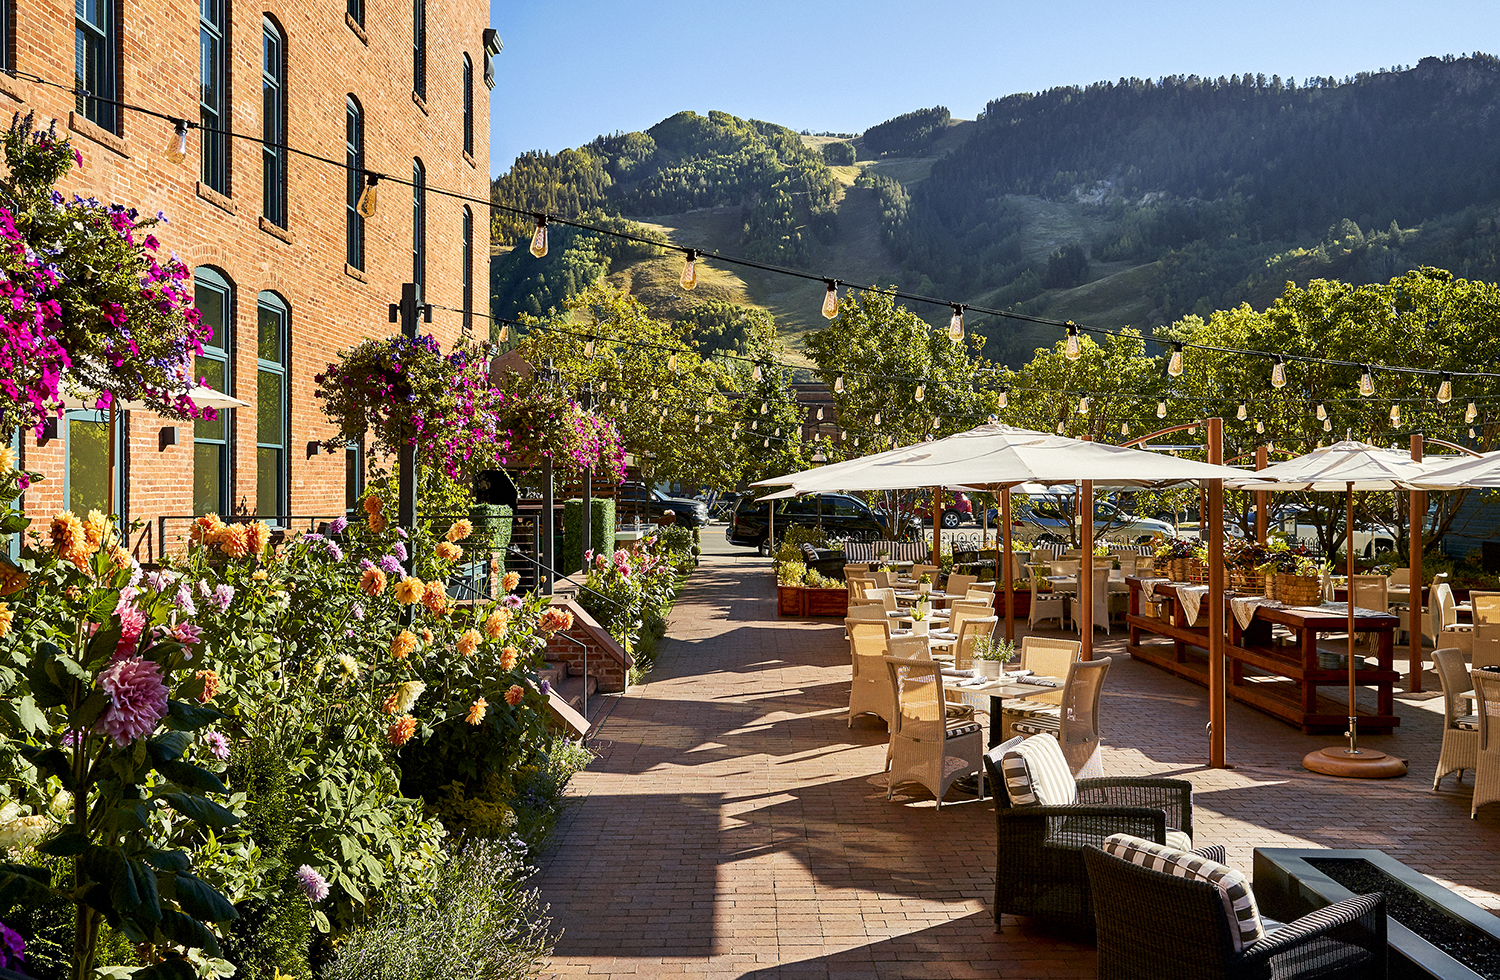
982;741;1194;926
885;656;985;808
1084;845;1387;980
1475;668;1500;819
1432;647;1478;790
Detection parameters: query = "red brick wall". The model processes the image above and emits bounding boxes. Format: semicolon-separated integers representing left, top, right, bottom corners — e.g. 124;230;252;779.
6;0;491;556
544;598;633;694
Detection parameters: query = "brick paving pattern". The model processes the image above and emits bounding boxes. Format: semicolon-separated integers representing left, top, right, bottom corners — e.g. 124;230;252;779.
535;552;1500;978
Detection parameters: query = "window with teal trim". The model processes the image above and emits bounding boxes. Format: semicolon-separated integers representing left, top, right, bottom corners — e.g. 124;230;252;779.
255;292;289;520
193;268;233;516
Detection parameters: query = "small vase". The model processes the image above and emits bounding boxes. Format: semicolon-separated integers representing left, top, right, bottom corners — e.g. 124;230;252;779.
980;660;1002;679
919;583;931;594
913;619;929;636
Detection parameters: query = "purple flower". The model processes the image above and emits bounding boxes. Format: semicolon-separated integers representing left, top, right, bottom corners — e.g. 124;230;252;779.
0;921;23;971
210;584;235;614
328;516;349;535
95;657;169;746
503;595;523;611
196;579;212;600
295;864;330;902
61;729;83;748
145;569;177;593
204;730;230;760
377;555;405;578
539;679;551;696
322;540;344;562
350;601;365;621
359;558;376;572
175;583;197;616
392;541;408;561
304;532;324;543
171;622;203;647
395;528;408;540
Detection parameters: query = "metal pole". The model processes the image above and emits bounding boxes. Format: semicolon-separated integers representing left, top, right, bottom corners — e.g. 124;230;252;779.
931;486;941;567
1409;434;1425;692
1002;486;1014;643
394;283;422;575
1207;418;1227;769
1081;479;1094;660
580;385;593;572
1346;483;1359;753
540;455;555;595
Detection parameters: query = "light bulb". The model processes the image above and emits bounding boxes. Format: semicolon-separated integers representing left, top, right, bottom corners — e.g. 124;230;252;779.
599;378;608;393
1323;417;1332;431
1237;402;1247;421
694;423;701;432
680;250;697;290
1157;401;1167;419
833;375;844;393
874;412;882;426
668;353;678;374
821;280;839;319
165;119;189;164
751;420;758;430
931;417;940;430
839;429;846;441
1359;365;1375;397
1056;420;1065;434
1168;343;1184;378
650;387;658;399
1065;323;1080;361
609;397;618;408
998;389;1009;409
853;437;861;447
497;323;509;343
1467;401;1479;423
815;406;824;421
759;401;767;414
914;384;925;403
948;305;965;341
1390;404;1402;426
763;438;770;448
584;337;595;358
529;215;549;258
752;363;762;383
1316;402;1326;421
1271;355;1287;389
356;174;380;218
1078;396;1090;415
1120;422;1129;436
775;427;781;436
1256;420;1265;434
1437;374;1453;404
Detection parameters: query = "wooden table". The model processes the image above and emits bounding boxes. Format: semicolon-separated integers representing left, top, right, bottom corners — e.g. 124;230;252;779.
944;673;1059;747
1126;577;1400;734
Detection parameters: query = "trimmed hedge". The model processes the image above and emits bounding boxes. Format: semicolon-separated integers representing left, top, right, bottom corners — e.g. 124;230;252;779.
562;498;617;574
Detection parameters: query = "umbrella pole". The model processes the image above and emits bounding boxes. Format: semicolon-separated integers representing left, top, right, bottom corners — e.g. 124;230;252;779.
1207;419;1226;768
1081;480;1094;660
1001;486;1014;643
1255;445;1268;545
1409;434;1424;693
1302;482;1406;777
931;487;941;567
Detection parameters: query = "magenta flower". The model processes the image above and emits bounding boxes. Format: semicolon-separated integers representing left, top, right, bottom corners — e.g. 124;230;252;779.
95;657;169;746
171;622;203;647
203;730;230;760
295;864;330;902
0;920;23;971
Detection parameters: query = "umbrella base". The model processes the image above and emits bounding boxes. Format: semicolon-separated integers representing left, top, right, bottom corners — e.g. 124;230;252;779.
1302;746;1407;779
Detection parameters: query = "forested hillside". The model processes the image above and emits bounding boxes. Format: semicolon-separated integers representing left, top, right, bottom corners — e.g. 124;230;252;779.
491;54;1500;366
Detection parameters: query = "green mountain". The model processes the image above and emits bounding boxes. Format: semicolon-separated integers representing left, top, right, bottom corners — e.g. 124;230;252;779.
491;54;1500;366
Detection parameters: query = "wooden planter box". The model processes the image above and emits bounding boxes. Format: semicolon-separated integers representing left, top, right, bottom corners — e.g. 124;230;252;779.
777;585;850;618
777;585;807;617
995;591;1031;619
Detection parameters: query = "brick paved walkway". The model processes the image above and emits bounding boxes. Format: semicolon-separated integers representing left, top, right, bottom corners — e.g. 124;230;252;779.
535;552;1500;979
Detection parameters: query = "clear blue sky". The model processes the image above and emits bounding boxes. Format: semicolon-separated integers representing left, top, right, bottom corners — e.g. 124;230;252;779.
486;0;1500;175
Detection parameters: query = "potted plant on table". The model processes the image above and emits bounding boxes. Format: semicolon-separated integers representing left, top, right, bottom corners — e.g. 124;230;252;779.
911;596;931;635
972;635;1017;679
1257;537;1324;605
918;572;932;595
1154;537;1196;582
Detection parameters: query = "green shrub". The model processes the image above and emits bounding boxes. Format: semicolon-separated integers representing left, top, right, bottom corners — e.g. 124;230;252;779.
562;498;617;575
470;503;514;553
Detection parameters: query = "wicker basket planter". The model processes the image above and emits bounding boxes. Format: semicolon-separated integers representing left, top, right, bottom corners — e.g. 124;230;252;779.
1186;558;1209;585
1165;557;1188;581
1228;568;1260;593
1277;573;1322;606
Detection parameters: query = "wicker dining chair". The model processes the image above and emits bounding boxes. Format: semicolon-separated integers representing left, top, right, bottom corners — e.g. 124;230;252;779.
1029;569;1068;630
1430;582;1474;656
1474;621;1500;671
1432;647;1478;790
1473;668;1500;819
910;563;940;583
1471;591;1500;624
1019;636;1081;705
847;620;897;730
1012;657;1111;777
884;656;985;807
945;572;979;596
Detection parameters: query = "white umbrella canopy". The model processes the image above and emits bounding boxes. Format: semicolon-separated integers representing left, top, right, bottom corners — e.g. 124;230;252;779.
58;384;249;411
1226;440;1430;491
1403;450;1500;490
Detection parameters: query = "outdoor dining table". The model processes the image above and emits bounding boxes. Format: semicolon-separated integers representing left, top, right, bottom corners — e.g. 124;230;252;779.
1125;576;1400;734
940;671;1059;747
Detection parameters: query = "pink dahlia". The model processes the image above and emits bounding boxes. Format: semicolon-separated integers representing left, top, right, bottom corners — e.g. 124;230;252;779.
94;657;169;746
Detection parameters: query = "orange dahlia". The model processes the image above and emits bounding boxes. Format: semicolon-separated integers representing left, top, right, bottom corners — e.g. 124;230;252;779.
389;629;418;660
445;519;473;543
387;715;417;746
504;684;525;706
456;628;481;657
360;568;387;597
465;697;488;725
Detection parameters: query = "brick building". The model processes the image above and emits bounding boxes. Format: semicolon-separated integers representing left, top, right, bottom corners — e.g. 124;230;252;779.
2;0;496;558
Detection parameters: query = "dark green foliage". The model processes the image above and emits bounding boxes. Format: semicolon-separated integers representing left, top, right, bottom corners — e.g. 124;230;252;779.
489;212;666;322
590;498;615;565
1042;243;1090;289
469;504;514;555
862;106;951;157
675;300;777;357
220;738;310;980
488;148;612;243
822;141;855;166
562;498;616;574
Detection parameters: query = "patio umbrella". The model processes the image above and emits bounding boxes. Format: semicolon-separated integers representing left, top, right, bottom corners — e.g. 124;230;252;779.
1229;440;1430;778
1403;449;1500;490
57;382;249;516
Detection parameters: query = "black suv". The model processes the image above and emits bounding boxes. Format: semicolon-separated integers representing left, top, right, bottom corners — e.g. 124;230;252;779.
614;482;709;528
726;493;891;556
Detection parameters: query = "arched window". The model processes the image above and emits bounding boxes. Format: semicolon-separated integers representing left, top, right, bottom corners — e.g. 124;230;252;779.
200;0;229;192
412;0;426;99
193;268;234;516
256;292;290;520
75;0;118;131
261;17;287;227
461;206;473;334
462;54;474;157
345;95;365;269
412;158;425;294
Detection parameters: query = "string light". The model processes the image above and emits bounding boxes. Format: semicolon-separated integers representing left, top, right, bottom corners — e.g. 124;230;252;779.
833;375;844;393
1065;322;1080;360
948;305;965;341
668;353;678;374
998;388;1009;409
1467;401;1479;423
1167;343;1184;377
759;401;768;414
164;118;190;164
680;249;697;290
650;387;658;399
1056;420;1065;434
1077;396;1089;415
931;417;941;430
1256;420;1265;434
1156;401;1167;419
356;173;380;218
821;279;839;319
1316;402;1327;421
1271;355;1287;389
874;412;882;426
815;406;824;421
1390;404;1401;426
583;336;595;358
1120;422;1129;436
1437;373;1453;404
529;215;549;258
1236;402;1247;421
914;385;925;403
1359;365;1375;397
1470;427;1478;439
497;323;509;343
752;362;763;383
1323;417;1333;431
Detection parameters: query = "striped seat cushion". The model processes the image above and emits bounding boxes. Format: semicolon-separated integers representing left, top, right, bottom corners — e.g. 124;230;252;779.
1011;716;1060;736
1102;833;1264;951
1002;699;1061;718
945;722;982;740
1001;734;1077;807
1456;713;1480;730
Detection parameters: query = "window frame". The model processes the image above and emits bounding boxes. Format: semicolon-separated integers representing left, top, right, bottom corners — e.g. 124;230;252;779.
462;53;474;157
261;17;288;228
346;0;362;28
62;408;122;516
345;441;364;517
412;0;426;99
461;205;473;334
199;0;230;193
75;0;119;132
255;291;290;522
412;157;425;294
345;94;365;269
192;267;234;517
1;0;13;74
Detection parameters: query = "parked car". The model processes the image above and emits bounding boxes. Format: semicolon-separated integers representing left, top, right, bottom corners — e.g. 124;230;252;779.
614;482;709;528
727;493;893;556
986;495;1176;545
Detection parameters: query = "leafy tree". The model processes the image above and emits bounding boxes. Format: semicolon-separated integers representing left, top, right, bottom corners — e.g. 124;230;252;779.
1042;243;1090;289
822;141;855;166
862;106;952;157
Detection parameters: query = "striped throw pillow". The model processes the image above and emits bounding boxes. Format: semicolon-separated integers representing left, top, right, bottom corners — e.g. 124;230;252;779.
1102;833;1264;951
1001;734;1077;807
